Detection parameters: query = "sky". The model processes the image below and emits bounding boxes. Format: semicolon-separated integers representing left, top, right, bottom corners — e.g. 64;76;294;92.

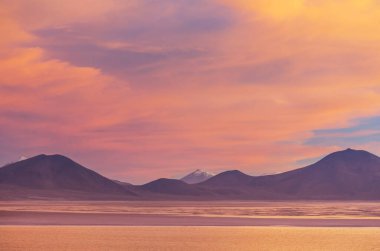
1;0;380;184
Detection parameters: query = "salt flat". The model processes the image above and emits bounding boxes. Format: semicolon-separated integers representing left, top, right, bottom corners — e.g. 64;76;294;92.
1;226;380;251
2;200;380;217
1;201;380;226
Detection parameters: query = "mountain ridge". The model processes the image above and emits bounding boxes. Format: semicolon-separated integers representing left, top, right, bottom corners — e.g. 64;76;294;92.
0;154;137;199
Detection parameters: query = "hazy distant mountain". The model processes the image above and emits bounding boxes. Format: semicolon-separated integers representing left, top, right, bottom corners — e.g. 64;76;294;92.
200;170;252;187
0;154;136;199
140;178;211;196
112;179;133;187
181;169;214;184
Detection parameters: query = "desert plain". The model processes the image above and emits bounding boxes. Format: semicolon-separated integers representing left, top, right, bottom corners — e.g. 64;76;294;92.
1;201;380;250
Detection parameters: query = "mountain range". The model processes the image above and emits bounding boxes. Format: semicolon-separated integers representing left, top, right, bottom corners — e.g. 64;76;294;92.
1;148;380;200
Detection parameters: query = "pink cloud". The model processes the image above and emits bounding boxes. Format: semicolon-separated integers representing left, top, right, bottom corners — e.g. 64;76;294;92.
1;1;380;183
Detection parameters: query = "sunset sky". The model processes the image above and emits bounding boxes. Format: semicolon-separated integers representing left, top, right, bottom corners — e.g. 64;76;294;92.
1;0;380;183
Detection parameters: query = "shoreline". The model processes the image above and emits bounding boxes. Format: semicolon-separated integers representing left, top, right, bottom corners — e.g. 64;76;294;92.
2;211;380;227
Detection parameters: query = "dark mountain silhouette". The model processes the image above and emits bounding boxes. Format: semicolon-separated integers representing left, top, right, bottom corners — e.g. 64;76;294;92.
0;154;136;199
197;170;281;198
249;148;380;199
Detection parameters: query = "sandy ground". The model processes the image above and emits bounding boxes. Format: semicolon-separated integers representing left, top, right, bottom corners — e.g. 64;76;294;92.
1;226;380;251
2;201;380;250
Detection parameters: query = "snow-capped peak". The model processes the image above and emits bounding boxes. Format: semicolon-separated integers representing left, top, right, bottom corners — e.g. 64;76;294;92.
180;169;214;184
18;156;28;161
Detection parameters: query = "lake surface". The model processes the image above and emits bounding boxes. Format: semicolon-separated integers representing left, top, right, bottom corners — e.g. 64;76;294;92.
1;200;380;226
2;200;380;218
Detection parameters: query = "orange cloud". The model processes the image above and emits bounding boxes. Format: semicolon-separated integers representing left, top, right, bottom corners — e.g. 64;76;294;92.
223;0;380;40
